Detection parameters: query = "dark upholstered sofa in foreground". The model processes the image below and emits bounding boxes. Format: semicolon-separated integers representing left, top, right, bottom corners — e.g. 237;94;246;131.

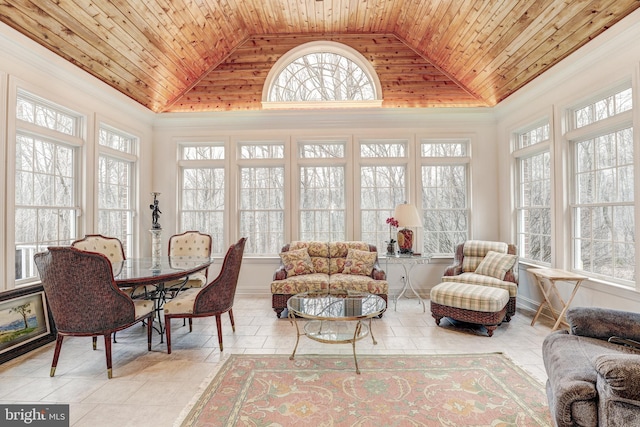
542;307;640;426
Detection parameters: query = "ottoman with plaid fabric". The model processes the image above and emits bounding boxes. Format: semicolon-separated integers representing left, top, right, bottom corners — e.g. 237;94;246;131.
430;281;510;337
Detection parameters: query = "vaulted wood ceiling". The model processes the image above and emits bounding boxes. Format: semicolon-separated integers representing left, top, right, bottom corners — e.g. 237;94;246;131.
1;0;638;113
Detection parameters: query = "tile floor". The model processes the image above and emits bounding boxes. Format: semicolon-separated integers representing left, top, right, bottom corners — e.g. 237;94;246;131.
0;295;554;427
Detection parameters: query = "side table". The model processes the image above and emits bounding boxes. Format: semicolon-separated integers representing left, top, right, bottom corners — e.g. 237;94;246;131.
382;254;431;312
528;268;587;331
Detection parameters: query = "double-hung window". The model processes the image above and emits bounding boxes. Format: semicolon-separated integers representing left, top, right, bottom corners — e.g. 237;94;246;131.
14;92;82;283
97;125;137;256
568;85;634;285
179;143;226;254
420;139;470;255
359;139;407;251
298;140;347;241
238;141;286;254
514;121;552;264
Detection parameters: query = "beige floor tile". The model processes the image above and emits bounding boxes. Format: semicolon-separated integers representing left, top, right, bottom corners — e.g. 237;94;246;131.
0;294;555;426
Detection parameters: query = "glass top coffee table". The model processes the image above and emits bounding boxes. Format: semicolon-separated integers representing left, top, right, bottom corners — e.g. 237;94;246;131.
287;292;386;374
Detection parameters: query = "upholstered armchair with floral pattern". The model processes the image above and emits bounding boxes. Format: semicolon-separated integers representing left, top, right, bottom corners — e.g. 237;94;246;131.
270;241;387;318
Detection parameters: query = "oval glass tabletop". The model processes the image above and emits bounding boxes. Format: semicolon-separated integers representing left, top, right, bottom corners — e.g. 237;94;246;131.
287;292;386;320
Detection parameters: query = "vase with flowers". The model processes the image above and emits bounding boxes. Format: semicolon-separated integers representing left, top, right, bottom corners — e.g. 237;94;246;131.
385;217;399;255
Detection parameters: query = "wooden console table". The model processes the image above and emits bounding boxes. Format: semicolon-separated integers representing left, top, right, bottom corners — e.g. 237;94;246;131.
528;268;587;331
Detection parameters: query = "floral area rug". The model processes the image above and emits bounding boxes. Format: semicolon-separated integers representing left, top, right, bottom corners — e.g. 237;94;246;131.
177;353;551;427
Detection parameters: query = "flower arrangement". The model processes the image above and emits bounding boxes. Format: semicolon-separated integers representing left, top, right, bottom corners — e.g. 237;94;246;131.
386;217;399;244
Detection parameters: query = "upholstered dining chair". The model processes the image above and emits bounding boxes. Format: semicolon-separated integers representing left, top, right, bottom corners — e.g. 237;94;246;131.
164;231;213;294
71;234;126;263
163;237;246;354
71;234;141;297
34;246;154;379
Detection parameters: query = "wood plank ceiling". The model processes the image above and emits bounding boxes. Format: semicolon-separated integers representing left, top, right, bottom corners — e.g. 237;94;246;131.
0;0;638;113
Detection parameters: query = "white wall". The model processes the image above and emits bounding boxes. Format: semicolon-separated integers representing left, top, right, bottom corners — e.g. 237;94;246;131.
494;7;640;313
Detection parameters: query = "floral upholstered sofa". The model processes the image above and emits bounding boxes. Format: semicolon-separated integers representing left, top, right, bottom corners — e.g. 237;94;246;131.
270;241;388;317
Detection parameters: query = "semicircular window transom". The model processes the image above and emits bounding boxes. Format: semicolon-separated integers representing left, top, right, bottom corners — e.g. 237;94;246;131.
268;52;376;102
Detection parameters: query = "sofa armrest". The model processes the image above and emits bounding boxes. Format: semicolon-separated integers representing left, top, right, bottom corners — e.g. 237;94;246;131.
443;243;464;276
273;265;287;280
596;353;640;401
371;262;386;280
567;307;640;342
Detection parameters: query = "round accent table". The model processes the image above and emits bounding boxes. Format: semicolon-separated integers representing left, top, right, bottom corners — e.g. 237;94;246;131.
382;254;431;312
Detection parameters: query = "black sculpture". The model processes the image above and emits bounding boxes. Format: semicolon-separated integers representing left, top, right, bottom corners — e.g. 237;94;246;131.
150;193;162;229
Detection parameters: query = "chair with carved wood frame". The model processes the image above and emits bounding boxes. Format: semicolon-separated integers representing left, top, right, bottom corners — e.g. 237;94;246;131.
163;237;246;353
164;231;213;296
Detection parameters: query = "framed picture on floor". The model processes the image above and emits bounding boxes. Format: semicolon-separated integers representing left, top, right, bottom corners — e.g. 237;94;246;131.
0;284;56;364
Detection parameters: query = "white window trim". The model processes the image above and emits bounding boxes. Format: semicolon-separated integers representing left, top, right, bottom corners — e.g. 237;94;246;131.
262;41;383;109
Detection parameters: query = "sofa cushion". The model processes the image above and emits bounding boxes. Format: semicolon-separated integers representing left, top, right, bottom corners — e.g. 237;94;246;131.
290;241;330;274
270;273;330;294
280;247;315;277
461;240;509;272
329;274;388;294
474;250;517;280
343;248;377;276
441;272;518;297
328;241;370;274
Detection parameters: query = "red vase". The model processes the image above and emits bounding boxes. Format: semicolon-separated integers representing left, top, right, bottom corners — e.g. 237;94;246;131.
397;228;413;254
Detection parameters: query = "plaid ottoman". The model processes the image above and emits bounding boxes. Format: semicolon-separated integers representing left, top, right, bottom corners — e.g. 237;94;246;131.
430;282;510;337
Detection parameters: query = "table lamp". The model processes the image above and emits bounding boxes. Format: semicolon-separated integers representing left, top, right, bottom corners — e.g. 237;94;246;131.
394;202;422;254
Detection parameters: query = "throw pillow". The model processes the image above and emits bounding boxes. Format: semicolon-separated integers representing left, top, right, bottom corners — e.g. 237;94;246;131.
280;248;315;277
342;248;377;276
474;250;517;280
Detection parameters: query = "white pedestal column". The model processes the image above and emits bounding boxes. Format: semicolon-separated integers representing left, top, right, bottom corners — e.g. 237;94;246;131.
150;228;162;270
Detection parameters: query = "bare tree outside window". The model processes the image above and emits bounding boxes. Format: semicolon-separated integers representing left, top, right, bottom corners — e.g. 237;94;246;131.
421;140;469;255
179;143;226;253
573;128;634;283
98;126;136;256
239;142;285;254
14;93;80;283
359;140;407;251
269;52;375;102
514;122;552;264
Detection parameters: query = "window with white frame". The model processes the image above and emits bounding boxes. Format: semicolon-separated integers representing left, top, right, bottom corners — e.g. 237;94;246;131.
569;85;634;285
298;140;346;241
359;139;407;251
263;41;382;108
179;143;225;254
514;121;552;264
420;139;470;255
97;125;137;256
14;92;81;283
238;142;286;254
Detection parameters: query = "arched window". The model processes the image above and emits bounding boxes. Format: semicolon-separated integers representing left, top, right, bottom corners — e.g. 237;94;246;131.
263;41;382;109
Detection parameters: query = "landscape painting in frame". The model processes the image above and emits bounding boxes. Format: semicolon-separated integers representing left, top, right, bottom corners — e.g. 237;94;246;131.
0;284;54;363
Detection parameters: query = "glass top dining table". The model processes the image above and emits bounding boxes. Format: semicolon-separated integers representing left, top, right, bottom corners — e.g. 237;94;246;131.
112;256;213;288
110;256;213;342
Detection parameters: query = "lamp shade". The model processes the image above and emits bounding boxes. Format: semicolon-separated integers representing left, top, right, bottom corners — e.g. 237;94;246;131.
393;203;422;227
